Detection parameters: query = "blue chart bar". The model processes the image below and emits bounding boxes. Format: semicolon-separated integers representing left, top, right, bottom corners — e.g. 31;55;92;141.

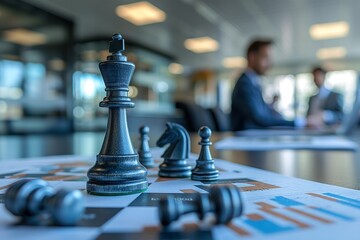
271;196;304;207
244;214;294;234
309;193;360;210
323;193;360;205
313;207;354;221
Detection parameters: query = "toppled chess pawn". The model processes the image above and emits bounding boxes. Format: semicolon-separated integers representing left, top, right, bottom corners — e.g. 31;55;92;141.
5;179;84;226
138;125;154;168
191;126;219;181
159;185;243;226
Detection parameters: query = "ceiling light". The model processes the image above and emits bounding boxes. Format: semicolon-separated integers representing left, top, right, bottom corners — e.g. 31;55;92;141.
3;28;47;46
81;50;98;61
128;86;138;98
222;57;247;68
1;54;20;61
168;63;184;74
49;59;65;71
184;37;218;53
309;21;349;40
116;1;166;26
316;47;347;59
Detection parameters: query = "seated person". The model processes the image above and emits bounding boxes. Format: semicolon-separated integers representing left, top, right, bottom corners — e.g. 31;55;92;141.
231;39;298;130
307;67;343;127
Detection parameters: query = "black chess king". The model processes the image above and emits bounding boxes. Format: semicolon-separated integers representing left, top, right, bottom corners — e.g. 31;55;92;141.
87;33;148;195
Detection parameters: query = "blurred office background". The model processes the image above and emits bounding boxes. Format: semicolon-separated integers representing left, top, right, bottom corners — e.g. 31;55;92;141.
0;0;359;134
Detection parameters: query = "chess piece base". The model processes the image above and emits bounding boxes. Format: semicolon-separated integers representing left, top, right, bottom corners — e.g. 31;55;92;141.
139;157;155;168
191;160;219;181
87;154;148;195
87;181;148;196
158;159;192;178
191;169;219;181
139;151;154;168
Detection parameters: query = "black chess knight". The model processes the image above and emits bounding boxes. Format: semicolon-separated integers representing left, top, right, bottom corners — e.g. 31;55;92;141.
156;122;192;178
87;33;148;195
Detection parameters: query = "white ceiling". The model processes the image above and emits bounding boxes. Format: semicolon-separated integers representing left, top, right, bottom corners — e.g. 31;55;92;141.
24;0;360;72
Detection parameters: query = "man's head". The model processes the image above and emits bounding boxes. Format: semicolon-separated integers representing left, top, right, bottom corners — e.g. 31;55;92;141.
312;67;326;88
246;39;274;75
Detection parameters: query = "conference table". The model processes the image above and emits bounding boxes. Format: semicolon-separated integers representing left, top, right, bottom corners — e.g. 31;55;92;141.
1;130;360;240
0;130;359;190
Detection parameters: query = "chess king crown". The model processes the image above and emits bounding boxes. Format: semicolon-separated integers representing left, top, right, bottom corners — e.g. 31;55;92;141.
99;33;135;108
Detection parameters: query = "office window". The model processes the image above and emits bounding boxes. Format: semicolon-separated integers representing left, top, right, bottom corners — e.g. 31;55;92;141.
296;70;357;117
24;63;46;98
326;70;357;113
296;73;317;117
263;75;296;120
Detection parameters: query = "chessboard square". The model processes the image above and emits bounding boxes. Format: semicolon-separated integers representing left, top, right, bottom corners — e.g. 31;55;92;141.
147;178;207;193
195;178;280;192
129;193;204;207
145;175;158;184
160;229;213;240
77;207;123;227
102;207;159;232
96;230;213;240
52;181;86;192
96;232;158;240
1;226;99;240
85;192;141;208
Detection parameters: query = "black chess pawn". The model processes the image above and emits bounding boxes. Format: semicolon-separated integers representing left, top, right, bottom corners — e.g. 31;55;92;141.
5;179;84;226
138;125;154;168
159;185;243;226
87;33;148;195
191;126;219;181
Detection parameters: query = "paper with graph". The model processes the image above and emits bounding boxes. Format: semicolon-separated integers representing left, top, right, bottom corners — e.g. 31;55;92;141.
0;151;359;239
214;136;358;151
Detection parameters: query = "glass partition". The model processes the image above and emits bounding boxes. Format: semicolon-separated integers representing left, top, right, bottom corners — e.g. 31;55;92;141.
0;0;74;134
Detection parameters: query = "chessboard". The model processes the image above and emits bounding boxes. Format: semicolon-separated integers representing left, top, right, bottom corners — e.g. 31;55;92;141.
1;148;360;240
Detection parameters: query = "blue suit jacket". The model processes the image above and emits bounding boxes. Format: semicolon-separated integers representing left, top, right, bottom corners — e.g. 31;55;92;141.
231;72;295;130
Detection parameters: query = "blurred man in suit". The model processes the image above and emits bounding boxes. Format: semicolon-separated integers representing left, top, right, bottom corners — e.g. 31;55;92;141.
231;39;299;130
307;67;343;127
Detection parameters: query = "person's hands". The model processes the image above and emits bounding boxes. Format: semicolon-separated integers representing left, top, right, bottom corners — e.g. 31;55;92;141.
307;112;325;128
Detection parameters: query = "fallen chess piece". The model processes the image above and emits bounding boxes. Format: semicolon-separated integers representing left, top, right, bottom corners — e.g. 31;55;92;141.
5;179;84;226
191;126;219;181
159;185;243;226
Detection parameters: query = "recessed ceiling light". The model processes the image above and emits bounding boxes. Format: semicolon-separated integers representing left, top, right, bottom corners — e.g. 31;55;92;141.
309;21;349;40
1;54;20;61
316;47;347;59
222;57;247;68
49;59;66;71
3;28;47;46
168;63;184;74
81;50;98;61
184;37;218;53
116;1;166;26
